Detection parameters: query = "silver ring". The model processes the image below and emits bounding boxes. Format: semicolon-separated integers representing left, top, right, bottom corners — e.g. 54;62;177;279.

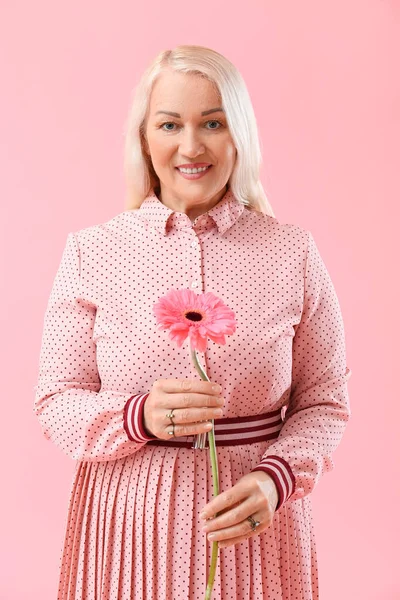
247;515;261;531
167;423;176;437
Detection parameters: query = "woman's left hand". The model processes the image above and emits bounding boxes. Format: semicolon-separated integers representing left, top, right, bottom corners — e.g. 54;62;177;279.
199;471;279;548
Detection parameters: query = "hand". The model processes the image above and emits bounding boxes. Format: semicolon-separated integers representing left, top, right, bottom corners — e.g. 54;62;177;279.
200;471;279;548
143;378;225;439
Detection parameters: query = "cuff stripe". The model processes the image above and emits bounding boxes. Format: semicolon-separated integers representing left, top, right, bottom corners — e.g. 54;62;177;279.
123;393;154;443
251;455;296;509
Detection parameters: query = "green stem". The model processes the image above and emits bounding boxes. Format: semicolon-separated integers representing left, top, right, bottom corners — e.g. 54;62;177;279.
190;348;221;600
191;349;209;449
204;423;220;600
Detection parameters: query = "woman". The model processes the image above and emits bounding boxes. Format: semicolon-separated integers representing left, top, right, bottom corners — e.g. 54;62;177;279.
33;45;352;599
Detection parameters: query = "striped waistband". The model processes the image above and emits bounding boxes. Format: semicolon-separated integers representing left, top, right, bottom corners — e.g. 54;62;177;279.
146;407;285;448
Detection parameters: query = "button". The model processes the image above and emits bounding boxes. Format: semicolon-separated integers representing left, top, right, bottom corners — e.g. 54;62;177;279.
191;240;198;248
193;215;207;226
191;281;199;288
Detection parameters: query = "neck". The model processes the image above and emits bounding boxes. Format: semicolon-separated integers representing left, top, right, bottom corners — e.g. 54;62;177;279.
154;185;228;222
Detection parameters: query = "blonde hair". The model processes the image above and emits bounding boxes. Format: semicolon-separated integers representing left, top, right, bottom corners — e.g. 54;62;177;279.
123;44;275;217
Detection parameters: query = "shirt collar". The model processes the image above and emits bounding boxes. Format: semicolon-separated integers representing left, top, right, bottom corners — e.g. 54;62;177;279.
134;187;246;236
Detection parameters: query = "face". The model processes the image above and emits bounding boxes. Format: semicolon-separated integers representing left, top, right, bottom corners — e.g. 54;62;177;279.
143;69;237;216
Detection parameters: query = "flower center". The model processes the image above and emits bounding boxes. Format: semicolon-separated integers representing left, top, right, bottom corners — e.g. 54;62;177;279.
185;311;203;322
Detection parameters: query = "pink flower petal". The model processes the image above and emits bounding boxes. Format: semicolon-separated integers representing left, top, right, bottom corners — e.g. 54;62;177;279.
153;288;236;352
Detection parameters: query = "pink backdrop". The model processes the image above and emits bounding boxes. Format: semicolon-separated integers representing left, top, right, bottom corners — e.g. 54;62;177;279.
1;1;398;598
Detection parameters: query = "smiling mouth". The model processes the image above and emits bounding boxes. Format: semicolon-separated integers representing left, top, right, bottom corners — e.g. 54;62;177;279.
176;165;212;174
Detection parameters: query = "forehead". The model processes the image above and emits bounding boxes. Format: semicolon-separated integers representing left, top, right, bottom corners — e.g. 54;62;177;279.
149;70;221;114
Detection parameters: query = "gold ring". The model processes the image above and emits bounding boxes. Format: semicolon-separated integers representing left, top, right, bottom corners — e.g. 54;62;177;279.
166;409;175;422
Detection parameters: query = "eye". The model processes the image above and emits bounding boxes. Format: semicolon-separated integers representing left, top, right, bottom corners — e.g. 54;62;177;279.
205;120;223;129
160;122;177;131
159;120;223;132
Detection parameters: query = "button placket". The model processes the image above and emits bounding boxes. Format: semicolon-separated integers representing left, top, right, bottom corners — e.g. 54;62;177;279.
186;227;203;292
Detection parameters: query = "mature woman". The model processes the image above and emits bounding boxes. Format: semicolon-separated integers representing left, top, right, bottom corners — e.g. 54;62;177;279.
33;45;352;599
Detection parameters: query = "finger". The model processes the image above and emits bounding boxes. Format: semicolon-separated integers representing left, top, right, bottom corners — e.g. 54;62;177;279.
163;420;213;439
201;497;259;532
200;484;249;520
157;378;222;396
206;515;270;545
162;392;225;410
174;406;224;424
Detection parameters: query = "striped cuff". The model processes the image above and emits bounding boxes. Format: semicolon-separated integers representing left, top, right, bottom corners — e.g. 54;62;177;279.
251;455;296;510
123;393;157;443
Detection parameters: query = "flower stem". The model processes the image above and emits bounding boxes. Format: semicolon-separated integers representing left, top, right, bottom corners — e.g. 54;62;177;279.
190;347;221;600
191;348;209;449
204;421;220;600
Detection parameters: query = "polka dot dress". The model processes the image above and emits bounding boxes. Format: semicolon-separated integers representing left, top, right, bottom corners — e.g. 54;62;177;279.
33;187;352;599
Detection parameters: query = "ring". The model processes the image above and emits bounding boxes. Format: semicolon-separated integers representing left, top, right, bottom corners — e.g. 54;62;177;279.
166;409;175;423
168;423;176;437
247;515;261;531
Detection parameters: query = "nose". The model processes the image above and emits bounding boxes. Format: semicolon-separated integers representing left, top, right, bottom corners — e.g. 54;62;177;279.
178;126;205;158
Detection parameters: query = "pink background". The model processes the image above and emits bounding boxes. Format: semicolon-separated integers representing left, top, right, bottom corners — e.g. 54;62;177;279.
1;1;399;598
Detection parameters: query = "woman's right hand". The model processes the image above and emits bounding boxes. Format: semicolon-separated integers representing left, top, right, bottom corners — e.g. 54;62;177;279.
143;378;225;439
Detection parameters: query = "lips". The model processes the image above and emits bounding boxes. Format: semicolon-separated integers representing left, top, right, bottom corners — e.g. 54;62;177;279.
176;165;213;180
176;163;212;168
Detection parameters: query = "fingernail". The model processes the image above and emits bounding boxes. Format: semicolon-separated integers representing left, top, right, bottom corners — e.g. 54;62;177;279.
212;384;222;392
200;512;207;520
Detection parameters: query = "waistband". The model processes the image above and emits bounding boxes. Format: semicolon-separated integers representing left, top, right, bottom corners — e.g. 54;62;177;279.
146;407;285;448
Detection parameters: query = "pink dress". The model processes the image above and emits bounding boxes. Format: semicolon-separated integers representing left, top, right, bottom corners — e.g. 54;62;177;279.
33;187;352;599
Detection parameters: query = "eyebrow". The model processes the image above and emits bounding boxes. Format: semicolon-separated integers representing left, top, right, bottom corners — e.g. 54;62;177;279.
155;107;224;117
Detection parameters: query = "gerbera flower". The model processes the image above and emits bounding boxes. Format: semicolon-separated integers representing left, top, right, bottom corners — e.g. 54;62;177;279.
153;288;236;353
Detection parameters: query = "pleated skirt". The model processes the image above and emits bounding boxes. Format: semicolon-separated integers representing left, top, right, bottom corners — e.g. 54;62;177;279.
56;441;319;600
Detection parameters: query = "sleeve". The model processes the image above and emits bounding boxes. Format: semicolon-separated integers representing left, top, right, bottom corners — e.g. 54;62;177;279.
251;230;352;511
33;232;157;463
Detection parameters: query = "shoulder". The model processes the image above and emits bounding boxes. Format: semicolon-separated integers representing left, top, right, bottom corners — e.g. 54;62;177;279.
70;211;133;248
243;207;310;250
